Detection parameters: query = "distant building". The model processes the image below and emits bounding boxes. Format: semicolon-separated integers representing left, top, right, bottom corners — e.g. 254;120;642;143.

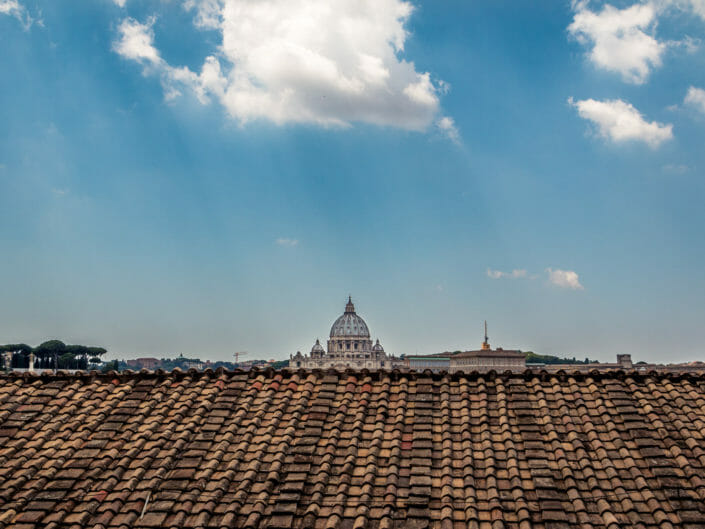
125;357;160;370
450;348;525;371
404;354;451;372
528;353;634;372
183;360;205;370
406;321;526;372
291;297;404;370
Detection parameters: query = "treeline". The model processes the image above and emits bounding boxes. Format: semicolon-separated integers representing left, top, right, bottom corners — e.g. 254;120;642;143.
524;352;597;364
0;340;107;358
1;340;107;370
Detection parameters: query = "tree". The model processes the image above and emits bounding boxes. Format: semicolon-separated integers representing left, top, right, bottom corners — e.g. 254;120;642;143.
58;352;76;369
101;360;119;373
35;340;67;355
271;360;289;369
66;345;87;356
0;343;32;354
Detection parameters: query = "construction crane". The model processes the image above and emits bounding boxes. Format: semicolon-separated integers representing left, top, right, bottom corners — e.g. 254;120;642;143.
233;351;248;364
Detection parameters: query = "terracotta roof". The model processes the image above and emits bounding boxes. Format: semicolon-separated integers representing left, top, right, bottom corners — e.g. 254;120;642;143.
1;367;705;528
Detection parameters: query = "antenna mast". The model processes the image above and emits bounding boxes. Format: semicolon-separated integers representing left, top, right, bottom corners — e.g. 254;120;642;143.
481;321;491;350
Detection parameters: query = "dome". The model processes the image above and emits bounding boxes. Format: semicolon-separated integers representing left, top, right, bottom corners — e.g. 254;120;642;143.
329;297;370;338
311;339;325;354
372;339;384;353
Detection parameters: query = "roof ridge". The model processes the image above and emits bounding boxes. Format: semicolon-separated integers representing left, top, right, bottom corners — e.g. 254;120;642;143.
2;366;705;383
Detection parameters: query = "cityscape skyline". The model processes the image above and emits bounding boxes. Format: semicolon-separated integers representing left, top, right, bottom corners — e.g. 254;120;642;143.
2;1;705;363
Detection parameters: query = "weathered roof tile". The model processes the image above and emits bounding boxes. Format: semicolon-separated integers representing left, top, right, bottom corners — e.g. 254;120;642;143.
1;369;705;527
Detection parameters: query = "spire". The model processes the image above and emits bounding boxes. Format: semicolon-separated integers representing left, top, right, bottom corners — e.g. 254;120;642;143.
482;320;491;350
345;296;355;314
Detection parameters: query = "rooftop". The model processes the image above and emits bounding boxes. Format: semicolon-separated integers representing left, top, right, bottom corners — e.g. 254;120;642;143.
452;349;525;359
1;367;705;528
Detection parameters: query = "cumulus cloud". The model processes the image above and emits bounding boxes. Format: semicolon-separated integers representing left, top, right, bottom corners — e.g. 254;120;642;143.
113;0;127;7
487;268;528;280
113;0;450;134
684;86;705;114
546;268;584;290
275;238;299;247
0;0;33;29
568;1;664;84
114;18;161;65
113;18;225;102
569;97;673;147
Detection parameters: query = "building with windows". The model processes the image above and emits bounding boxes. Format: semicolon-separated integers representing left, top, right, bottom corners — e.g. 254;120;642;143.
405;321;526;372
290;297;403;370
403;354;451;372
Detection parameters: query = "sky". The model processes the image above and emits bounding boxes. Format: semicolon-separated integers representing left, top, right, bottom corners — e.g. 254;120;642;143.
1;0;705;363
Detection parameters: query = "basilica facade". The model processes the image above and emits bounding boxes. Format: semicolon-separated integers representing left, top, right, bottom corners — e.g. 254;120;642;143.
291;297;403;370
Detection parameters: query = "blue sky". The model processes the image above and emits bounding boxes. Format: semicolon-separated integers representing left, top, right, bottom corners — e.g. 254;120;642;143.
1;0;705;363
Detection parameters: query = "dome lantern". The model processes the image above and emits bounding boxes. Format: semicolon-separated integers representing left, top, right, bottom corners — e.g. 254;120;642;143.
311;339;325;355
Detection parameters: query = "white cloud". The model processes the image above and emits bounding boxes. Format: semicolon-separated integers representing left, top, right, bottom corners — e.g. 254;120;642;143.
568;0;705;83
568;2;664;84
656;0;705;21
685;0;705;19
276;238;299;247
436;116;460;144
662;163;690;173
685;86;705;114
184;0;222;29
0;0;33;29
546;268;584;290
487;268;528;280
113;0;451;135
113;18;224;103
569;97;673;147
113;0;127;7
114;18;161;65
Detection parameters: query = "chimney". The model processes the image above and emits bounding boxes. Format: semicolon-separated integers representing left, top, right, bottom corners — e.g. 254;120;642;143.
4;351;12;371
29;352;35;372
617;354;633;368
